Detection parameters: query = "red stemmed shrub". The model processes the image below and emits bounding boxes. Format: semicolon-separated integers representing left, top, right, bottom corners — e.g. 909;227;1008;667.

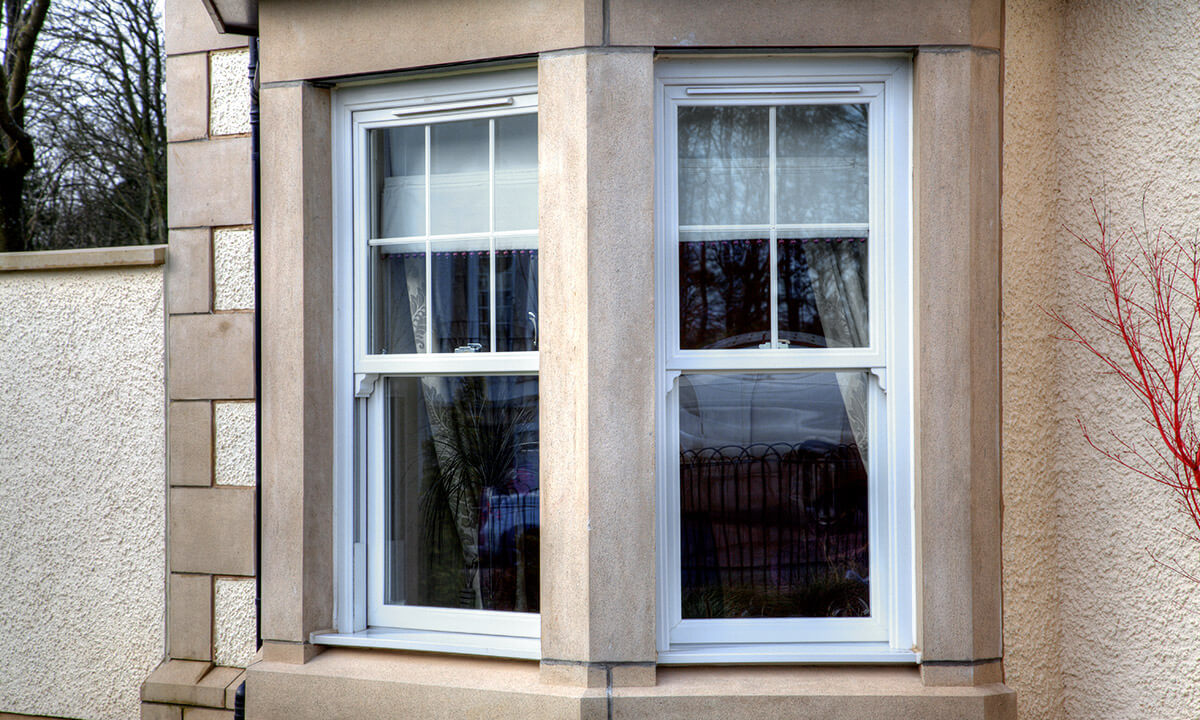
1049;202;1200;574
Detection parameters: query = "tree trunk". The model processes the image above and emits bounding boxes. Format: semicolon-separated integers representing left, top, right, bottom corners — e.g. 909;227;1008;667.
0;167;26;252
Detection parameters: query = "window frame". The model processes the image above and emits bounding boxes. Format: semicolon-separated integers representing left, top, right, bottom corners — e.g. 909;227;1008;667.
323;66;542;660
653;56;917;664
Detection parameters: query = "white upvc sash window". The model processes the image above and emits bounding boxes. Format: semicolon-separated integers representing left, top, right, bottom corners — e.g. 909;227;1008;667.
654;57;916;663
327;68;541;659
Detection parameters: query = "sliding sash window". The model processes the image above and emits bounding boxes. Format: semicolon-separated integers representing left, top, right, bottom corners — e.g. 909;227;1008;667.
655;57;915;663
332;69;540;658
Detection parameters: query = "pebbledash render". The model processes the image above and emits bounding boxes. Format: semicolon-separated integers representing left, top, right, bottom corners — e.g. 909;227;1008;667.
149;0;1013;718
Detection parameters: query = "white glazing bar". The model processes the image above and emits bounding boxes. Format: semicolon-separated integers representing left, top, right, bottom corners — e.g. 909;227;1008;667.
369;230;536;246
768;106;778;349
489;118;497;353
424;124;432;355
685;85;862;96
678;223;772;233
664;348;885;373
679;223;868;234
354;126;367;361
359;351;539;377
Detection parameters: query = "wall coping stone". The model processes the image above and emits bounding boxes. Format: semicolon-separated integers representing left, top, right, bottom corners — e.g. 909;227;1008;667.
0;244;166;272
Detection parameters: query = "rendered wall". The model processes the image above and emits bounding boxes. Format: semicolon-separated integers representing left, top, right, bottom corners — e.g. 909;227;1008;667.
1002;1;1200;718
0;263;165;720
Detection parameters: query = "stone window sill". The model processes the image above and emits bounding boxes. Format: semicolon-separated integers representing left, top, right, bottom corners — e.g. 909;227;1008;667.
247;648;1017;719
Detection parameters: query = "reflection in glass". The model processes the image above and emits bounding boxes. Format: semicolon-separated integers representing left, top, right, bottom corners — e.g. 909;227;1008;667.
431;119;490;235
496;240;538;352
368;114;539;356
674;102;871;351
678;373;869;619
385;375;540;612
678;107;769;226
430;240;491;353
777;233;869;349
776;104;868;225
495;114;538;232
373;126;426;239
679;231;770;350
372;242;539;355
371;243;427;354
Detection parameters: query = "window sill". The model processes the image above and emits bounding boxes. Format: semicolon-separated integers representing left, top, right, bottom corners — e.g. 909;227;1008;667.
311;627;540;660
658;642;918;665
248;649;1015;719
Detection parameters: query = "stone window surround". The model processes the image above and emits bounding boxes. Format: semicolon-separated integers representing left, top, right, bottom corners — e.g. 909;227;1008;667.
251;33;1006;720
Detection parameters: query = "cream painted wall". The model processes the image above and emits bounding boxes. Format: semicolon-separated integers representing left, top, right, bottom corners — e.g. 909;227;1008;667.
1003;1;1200;718
0;266;166;720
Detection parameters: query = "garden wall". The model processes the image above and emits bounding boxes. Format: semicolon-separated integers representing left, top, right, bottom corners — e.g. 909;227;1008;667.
0;247;167;720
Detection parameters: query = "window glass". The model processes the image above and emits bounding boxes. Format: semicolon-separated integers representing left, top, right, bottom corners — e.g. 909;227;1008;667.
367;114;538;356
373;125;426;239
777;230;868;349
429;238;491;353
679;230;770;350
678;106;770;227
431;119;490;235
371;241;428;355
676;104;869;351
678;372;869;619
775;104;868;225
494;114;538;232
384;375;540;613
495;235;538;352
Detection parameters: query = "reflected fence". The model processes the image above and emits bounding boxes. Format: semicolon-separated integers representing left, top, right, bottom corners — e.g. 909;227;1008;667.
680;442;869;617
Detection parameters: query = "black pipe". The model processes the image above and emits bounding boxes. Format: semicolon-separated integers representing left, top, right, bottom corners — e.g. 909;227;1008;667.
249;36;262;654
235;35;261;720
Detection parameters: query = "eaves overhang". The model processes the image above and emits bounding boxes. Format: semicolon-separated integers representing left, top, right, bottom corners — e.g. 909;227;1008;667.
199;0;258;36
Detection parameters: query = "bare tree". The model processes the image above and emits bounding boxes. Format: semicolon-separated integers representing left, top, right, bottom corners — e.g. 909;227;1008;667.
24;0;165;250
0;0;50;252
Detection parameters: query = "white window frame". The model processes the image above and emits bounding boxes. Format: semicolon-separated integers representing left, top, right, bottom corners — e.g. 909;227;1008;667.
319;67;542;660
654;56;916;664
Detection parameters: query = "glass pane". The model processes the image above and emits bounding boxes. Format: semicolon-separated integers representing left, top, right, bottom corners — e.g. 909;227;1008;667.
495;114;538;232
431;119;489;235
495;236;538;352
384;375;540;612
678;107;769;226
370;241;427;354
678;373;870;619
372;126;425;239
776;104;869;225
430;238;490;353
777;231;869;349
679;230;770;349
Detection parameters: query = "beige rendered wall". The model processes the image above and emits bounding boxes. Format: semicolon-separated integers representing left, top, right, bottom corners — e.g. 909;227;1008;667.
0;260;165;720
1003;1;1200;718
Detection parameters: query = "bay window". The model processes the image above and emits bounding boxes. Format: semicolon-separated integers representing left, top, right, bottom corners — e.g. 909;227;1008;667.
654;57;915;663
326;58;912;664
